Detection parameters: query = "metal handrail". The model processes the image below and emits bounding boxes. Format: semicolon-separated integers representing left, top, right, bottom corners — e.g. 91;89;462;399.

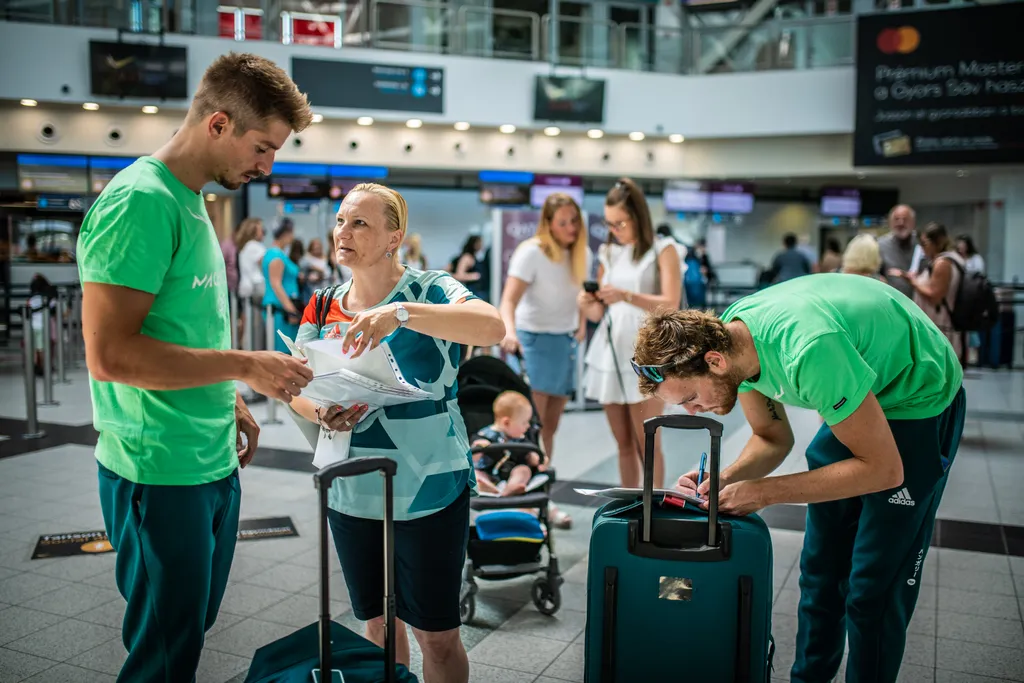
540;13;621;68
615;21;689;73
454;5;540;61
370;0;449;53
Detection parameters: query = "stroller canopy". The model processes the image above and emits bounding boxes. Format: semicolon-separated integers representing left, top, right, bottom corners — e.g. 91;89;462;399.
457;355;535;436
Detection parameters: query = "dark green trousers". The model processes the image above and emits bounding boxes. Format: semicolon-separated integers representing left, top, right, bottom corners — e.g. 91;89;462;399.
98;462;241;683
792;387;965;683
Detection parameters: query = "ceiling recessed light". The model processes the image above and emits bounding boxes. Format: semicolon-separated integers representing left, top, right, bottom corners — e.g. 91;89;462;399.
668;133;685;144
628;132;645;141
544;126;561;137
20;99;37;107
141;105;159;114
454;121;470;131
406;119;423;129
357;116;374;126
499;124;516;134
311;113;324;124
82;102;99;111
587;129;604;139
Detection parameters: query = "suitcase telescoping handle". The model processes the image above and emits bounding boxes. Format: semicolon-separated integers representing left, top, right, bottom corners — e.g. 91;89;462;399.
314;457;398;683
642;415;723;549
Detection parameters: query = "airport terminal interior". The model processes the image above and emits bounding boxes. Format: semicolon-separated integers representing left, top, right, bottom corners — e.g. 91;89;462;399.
0;0;1023;679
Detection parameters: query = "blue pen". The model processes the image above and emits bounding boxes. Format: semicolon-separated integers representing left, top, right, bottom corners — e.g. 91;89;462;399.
697;452;707;498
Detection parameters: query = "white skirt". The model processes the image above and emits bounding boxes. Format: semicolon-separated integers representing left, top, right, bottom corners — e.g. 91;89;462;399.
583;366;646;405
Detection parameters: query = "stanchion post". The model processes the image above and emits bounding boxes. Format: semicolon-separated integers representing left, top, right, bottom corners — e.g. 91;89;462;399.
68;288;80;368
264;304;282;425
229;294;239;350
56;288;69;384
40;304;59;406
242;298;253;351
21;303;44;439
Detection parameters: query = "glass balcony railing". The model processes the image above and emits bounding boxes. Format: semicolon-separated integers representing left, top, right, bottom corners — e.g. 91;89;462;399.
0;0;856;76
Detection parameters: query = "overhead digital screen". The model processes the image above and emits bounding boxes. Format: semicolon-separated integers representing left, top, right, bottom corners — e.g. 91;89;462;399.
854;3;1024;166
267;177;329;200
664;181;711;213
533;75;606;124
820;188;862;217
17;155;89;194
709;182;755;214
89;157;136;193
530;175;583;208
89;40;189;99
480;184;530;206
292;58;444;114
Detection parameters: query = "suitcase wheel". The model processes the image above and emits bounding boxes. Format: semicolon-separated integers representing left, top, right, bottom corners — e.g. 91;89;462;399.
531;578;561;617
460;594;476;625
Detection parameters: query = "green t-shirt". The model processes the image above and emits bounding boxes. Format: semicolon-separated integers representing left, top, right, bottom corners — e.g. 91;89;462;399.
77;157;236;485
721;273;963;426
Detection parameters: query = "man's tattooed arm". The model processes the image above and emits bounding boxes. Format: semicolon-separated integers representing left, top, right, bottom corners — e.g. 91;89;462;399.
765;397;782;421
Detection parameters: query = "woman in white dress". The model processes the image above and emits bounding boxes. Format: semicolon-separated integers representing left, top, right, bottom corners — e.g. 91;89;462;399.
579;178;682;489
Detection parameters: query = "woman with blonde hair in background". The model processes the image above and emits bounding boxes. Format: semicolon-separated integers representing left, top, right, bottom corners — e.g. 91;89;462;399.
404;232;428;270
500;192;591;528
287;183;505;683
841;234;885;279
579;178;681;490
234;216;265;347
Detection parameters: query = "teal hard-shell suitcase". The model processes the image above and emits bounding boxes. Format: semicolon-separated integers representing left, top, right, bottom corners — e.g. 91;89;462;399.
584;415;775;682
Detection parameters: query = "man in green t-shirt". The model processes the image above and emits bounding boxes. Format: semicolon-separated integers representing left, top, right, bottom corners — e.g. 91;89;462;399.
632;273;965;683
78;53;314;682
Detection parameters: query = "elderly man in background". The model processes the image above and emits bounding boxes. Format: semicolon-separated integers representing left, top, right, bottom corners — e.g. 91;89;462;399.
878;204;924;298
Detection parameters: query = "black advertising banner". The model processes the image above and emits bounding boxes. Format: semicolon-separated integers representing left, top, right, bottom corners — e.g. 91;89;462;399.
292;58;444;114
854;4;1024;166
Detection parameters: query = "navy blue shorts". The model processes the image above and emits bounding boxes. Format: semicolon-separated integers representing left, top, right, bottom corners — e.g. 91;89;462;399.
327;485;470;632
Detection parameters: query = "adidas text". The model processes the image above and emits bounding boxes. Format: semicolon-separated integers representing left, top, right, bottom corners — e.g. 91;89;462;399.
888;488;916;506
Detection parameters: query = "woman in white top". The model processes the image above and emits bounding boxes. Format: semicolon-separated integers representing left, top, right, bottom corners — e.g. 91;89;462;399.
500;194;591;527
234;217;266;347
579;178;682;490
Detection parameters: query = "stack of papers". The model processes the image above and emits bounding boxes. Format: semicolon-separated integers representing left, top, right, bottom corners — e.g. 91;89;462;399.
574;486;704;508
279;332;432;467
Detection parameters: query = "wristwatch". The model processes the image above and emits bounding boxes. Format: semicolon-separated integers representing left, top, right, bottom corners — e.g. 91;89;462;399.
393;302;410;327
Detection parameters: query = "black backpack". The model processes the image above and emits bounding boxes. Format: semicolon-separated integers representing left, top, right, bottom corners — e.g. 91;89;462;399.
942;257;999;332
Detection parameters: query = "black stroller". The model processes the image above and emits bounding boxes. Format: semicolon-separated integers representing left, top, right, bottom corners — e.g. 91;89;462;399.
456;354;564;624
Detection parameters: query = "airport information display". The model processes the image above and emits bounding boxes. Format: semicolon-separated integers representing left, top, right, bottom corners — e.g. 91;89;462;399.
292;58;444;114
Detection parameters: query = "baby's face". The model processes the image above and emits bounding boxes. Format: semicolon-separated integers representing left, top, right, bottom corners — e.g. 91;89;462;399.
500;408;533;439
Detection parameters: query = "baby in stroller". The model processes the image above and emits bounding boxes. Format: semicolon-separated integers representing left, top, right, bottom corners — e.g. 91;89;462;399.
471;390;545;497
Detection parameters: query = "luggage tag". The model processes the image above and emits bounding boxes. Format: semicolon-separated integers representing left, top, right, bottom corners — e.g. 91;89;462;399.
312;669;345;682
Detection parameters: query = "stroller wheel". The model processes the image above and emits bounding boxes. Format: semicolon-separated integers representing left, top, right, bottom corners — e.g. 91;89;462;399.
531;578;561;617
460;594;476;625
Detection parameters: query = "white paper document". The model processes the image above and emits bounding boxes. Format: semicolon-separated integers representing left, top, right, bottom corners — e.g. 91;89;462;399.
278;331;432;468
574;487;704;508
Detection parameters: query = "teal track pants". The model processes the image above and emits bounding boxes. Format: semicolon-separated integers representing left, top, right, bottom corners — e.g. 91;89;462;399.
792;387;966;683
97;463;241;683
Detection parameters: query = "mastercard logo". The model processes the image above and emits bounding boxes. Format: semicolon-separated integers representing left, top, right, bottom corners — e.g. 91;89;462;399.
877;26;920;54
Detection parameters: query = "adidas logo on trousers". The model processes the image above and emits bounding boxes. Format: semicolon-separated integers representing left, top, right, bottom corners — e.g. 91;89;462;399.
889;488;916;506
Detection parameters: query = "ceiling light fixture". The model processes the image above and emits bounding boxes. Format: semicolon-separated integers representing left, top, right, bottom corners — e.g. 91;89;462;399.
544;126;561;137
629;132;645;141
406;119;423;129
499;124;516;134
668;134;685;144
587;129;604;139
20;99;38;107
141;105;159;114
357;116;374;126
454;121;471;131
311;113;324;124
82;102;99;111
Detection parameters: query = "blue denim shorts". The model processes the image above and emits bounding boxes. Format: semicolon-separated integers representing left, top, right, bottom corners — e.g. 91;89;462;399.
517;330;577;397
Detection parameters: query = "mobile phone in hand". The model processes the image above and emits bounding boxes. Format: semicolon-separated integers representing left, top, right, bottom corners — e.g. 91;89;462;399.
583;280;599;294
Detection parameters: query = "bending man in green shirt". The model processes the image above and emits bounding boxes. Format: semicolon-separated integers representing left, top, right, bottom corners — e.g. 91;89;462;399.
632;273;965;683
78;53;314;683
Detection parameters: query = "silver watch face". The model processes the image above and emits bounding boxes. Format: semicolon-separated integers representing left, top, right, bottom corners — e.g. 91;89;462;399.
395;305;409;323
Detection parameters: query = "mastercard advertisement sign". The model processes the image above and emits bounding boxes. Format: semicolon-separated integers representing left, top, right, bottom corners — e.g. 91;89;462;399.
854;3;1024;167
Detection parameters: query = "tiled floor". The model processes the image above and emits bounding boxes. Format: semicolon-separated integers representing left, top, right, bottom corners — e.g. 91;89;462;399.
1;368;1023;681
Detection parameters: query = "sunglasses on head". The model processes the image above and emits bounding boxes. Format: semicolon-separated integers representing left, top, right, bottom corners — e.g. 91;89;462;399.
631;357;671;384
